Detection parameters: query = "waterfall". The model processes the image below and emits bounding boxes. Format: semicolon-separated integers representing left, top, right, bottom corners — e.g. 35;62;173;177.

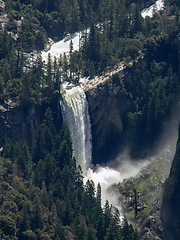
41;28;149;209
59;81;149;209
60;81;92;174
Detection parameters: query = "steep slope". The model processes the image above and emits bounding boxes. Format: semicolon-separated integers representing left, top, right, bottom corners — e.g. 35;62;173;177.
161;124;180;240
85;63;131;164
0;103;62;149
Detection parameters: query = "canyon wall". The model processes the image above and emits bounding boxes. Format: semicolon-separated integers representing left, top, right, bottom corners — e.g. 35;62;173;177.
85;65;131;164
0;102;62;150
161;124;180;240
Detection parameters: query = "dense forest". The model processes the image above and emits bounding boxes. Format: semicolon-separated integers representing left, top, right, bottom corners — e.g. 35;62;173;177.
0;107;139;239
0;0;180;238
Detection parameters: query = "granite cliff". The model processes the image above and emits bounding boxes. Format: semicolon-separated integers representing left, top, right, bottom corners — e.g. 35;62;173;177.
85;62;131;164
0;102;62;150
161;124;180;240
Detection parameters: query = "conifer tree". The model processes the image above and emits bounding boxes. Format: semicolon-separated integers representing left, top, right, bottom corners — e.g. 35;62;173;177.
0;75;4;99
33;125;45;164
69;40;74;81
103;200;111;234
76;217;87;240
132;4;143;34
96;182;102;205
88;21;97;63
109;0;116;40
43;107;56;136
85;179;95;198
44;153;55;189
63;53;69;81
46;53;54;100
85;226;97;240
70;0;80;32
96;215;104;240
31;195;44;231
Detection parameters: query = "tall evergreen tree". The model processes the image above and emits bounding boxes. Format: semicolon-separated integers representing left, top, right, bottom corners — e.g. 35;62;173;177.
63;53;69;81
96;182;102;205
96;215;104;240
33;125;45;164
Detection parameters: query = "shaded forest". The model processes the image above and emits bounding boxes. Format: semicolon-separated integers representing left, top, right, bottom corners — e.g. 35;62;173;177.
0;107;139;239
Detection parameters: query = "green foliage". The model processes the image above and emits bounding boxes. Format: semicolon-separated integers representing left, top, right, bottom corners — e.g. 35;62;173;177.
0;0;180;238
0;0;179;109
0;107;139;239
0;215;16;236
0;75;4;101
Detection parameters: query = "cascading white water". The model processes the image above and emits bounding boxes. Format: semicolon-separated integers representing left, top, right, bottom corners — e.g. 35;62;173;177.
141;0;164;19
40;8;169;208
60;81;128;210
60;81;149;209
60;81;92;174
41;28;149;210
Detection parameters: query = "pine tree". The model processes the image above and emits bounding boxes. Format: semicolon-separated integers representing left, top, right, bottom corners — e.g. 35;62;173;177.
19;203;30;233
1;28;10;59
105;223;117;240
63;53;69;81
109;0;116;40
85;226;97;240
88;21;97;63
96;182;102;205
31;195;44;231
34;159;45;188
70;0;80;32
103;200;111;234
79;0;88;24
76;217;87;240
46;53;54;100
43;107;56;136
69;40;74;81
21;72;32;104
0;75;4;99
132;4;143;34
96;215;104;240
158;81;167;116
85;179;95;198
33;125;45;164
44;153;55;189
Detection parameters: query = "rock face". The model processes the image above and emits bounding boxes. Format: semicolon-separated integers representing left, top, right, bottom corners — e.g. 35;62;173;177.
0;104;41;149
161;124;180;240
85;64;129;164
0;102;62;150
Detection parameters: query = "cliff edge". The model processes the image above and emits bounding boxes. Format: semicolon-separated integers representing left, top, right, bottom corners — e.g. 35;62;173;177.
84;62;130;164
161;123;180;239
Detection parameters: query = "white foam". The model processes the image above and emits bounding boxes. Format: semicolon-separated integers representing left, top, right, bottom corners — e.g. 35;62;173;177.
85;156;149;208
60;81;92;174
41;32;80;62
141;0;164;19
